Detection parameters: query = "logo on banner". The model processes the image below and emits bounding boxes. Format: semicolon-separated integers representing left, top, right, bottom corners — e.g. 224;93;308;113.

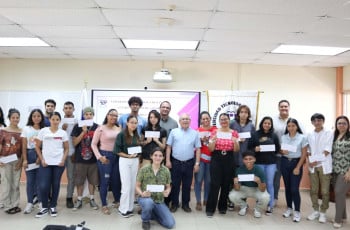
212;100;241;126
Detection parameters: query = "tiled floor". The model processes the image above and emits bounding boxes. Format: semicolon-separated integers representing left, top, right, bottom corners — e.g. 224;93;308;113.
0;184;349;230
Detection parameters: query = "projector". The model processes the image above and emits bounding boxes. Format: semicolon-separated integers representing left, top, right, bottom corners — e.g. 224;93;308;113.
153;69;172;83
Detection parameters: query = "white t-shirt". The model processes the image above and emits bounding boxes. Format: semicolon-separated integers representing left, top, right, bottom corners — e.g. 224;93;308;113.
37;127;68;165
21;126;41;149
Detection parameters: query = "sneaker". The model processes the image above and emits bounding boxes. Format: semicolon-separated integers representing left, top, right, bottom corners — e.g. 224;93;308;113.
307;210;320;220
333;222;342;228
206;212;213;218
66;198;74;209
266;206;273;216
238;205;248;216
293;211;301;222
228;202;235;211
118;210;131;218
318;212;326;223
126;211;134;217
23;203;34;214
50;207;57;217
142;221;150;230
283;208;293;218
89;199;99;210
35;208;48;218
196;202;202;211
73;199;83;211
254;208;262;218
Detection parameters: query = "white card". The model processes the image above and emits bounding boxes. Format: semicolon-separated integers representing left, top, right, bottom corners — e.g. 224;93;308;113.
238;174;255;182
127;146;142;155
309;154;326;163
238;132;251;139
145;131;160;138
146;184;165;192
26;163;40;171
260;144;276;152
198;131;210;138
61;118;76;124
78;119;93;127
0;154;18;164
281;143;297;152
216;131;232;140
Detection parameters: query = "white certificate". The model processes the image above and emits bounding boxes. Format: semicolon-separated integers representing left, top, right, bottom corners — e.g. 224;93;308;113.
309;154;326;163
0;154;18;163
61;118;76;124
26;163;40;171
146;184;165;192
199;131;210;138
127;146;142;155
238;174;255;182
260;144;276;152
281;143;297;152
145;131;160;138
216;131;232;140
238;132;251;139
78;119;93;127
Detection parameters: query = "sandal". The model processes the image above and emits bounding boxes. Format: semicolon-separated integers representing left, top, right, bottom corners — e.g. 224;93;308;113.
102;206;110;215
13;207;21;213
5;207;20;214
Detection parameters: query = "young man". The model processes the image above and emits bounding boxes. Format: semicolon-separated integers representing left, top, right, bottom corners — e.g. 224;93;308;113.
71;107;99;211
306;113;333;223
228;151;270;218
43;99;56;127
61;101;78;208
159;101;178;137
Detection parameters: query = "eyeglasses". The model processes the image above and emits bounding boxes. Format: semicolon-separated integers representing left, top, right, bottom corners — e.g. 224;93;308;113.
219;118;229;122
337;122;347;126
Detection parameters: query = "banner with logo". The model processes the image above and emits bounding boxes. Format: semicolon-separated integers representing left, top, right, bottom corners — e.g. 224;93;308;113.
207;90;259;127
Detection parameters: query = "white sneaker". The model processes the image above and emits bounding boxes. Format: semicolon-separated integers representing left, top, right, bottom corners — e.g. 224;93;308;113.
307;210;320;220
50;207;57;217
238;205;248;216
254;208;262;218
23;203;34;214
318;212;326;223
283;208;293;218
293;211;301;222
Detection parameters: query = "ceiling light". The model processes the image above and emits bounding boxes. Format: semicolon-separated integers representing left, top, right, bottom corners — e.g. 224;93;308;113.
122;39;199;50
272;45;350;56
0;37;49;47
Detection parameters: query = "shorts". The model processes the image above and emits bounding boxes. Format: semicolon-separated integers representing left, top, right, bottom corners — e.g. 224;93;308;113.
74;163;99;186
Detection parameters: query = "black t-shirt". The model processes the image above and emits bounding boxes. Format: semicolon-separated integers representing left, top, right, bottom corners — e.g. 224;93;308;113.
141;127;167;160
71;123;98;164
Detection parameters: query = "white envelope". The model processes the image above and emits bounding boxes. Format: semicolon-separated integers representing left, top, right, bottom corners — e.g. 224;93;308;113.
216;131;232;140
146;184;165;192
145;131;160;138
78;119;93;127
127;146;142;155
198;131;210;138
281;143;297;152
26;163;40;171
309;154;326;163
61;118;76;124
0;154;18;163
260;144;276;152
238;132;251;139
238;174;255;182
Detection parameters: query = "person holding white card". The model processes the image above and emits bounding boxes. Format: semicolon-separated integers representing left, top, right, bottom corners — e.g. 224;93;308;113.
21;109;45;214
0;108;22;214
248;116;280;215
115;115;141;218
280;118;308;223
306;113;333;223
140;110;167;167
136;147;175;230
229;151;270;218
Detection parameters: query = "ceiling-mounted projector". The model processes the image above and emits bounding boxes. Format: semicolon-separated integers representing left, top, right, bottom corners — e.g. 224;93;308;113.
153;69;172;83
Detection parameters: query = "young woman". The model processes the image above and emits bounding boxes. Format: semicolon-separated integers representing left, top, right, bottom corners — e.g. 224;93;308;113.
280;118;307;222
115;115;141;217
205;113;240;217
332;115;350;228
35;112;68;218
140;110;167;167
248;116;280;214
91;109;121;215
195;111;216;211
0;108;22;214
136;147;175;229
21;109;45;214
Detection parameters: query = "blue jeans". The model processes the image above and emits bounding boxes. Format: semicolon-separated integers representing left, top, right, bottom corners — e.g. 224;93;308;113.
25;149;40;203
273;156;281;200
138;197;175;229
97;150;121;206
256;164;276;208
38;165;65;208
194;161;210;203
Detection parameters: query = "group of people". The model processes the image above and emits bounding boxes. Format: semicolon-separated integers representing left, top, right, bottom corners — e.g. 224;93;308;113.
0;98;349;230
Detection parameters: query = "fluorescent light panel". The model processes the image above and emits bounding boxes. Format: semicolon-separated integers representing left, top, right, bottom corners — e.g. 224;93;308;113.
272;44;350;56
0;37;49;47
122;39;199;50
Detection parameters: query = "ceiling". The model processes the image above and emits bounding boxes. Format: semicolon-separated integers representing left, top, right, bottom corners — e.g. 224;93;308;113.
0;0;350;67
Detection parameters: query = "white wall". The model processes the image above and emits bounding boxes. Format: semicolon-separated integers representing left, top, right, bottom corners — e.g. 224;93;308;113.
0;59;337;132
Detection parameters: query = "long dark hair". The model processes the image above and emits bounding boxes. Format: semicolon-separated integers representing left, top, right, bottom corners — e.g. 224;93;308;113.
0;107;6;127
284;118;303;134
257;116;274;134
103;109;119;127
199;111;211;126
145;110;161;130
234;105;252;125
26;109;45;128
124;115;139;145
333;115;350;142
